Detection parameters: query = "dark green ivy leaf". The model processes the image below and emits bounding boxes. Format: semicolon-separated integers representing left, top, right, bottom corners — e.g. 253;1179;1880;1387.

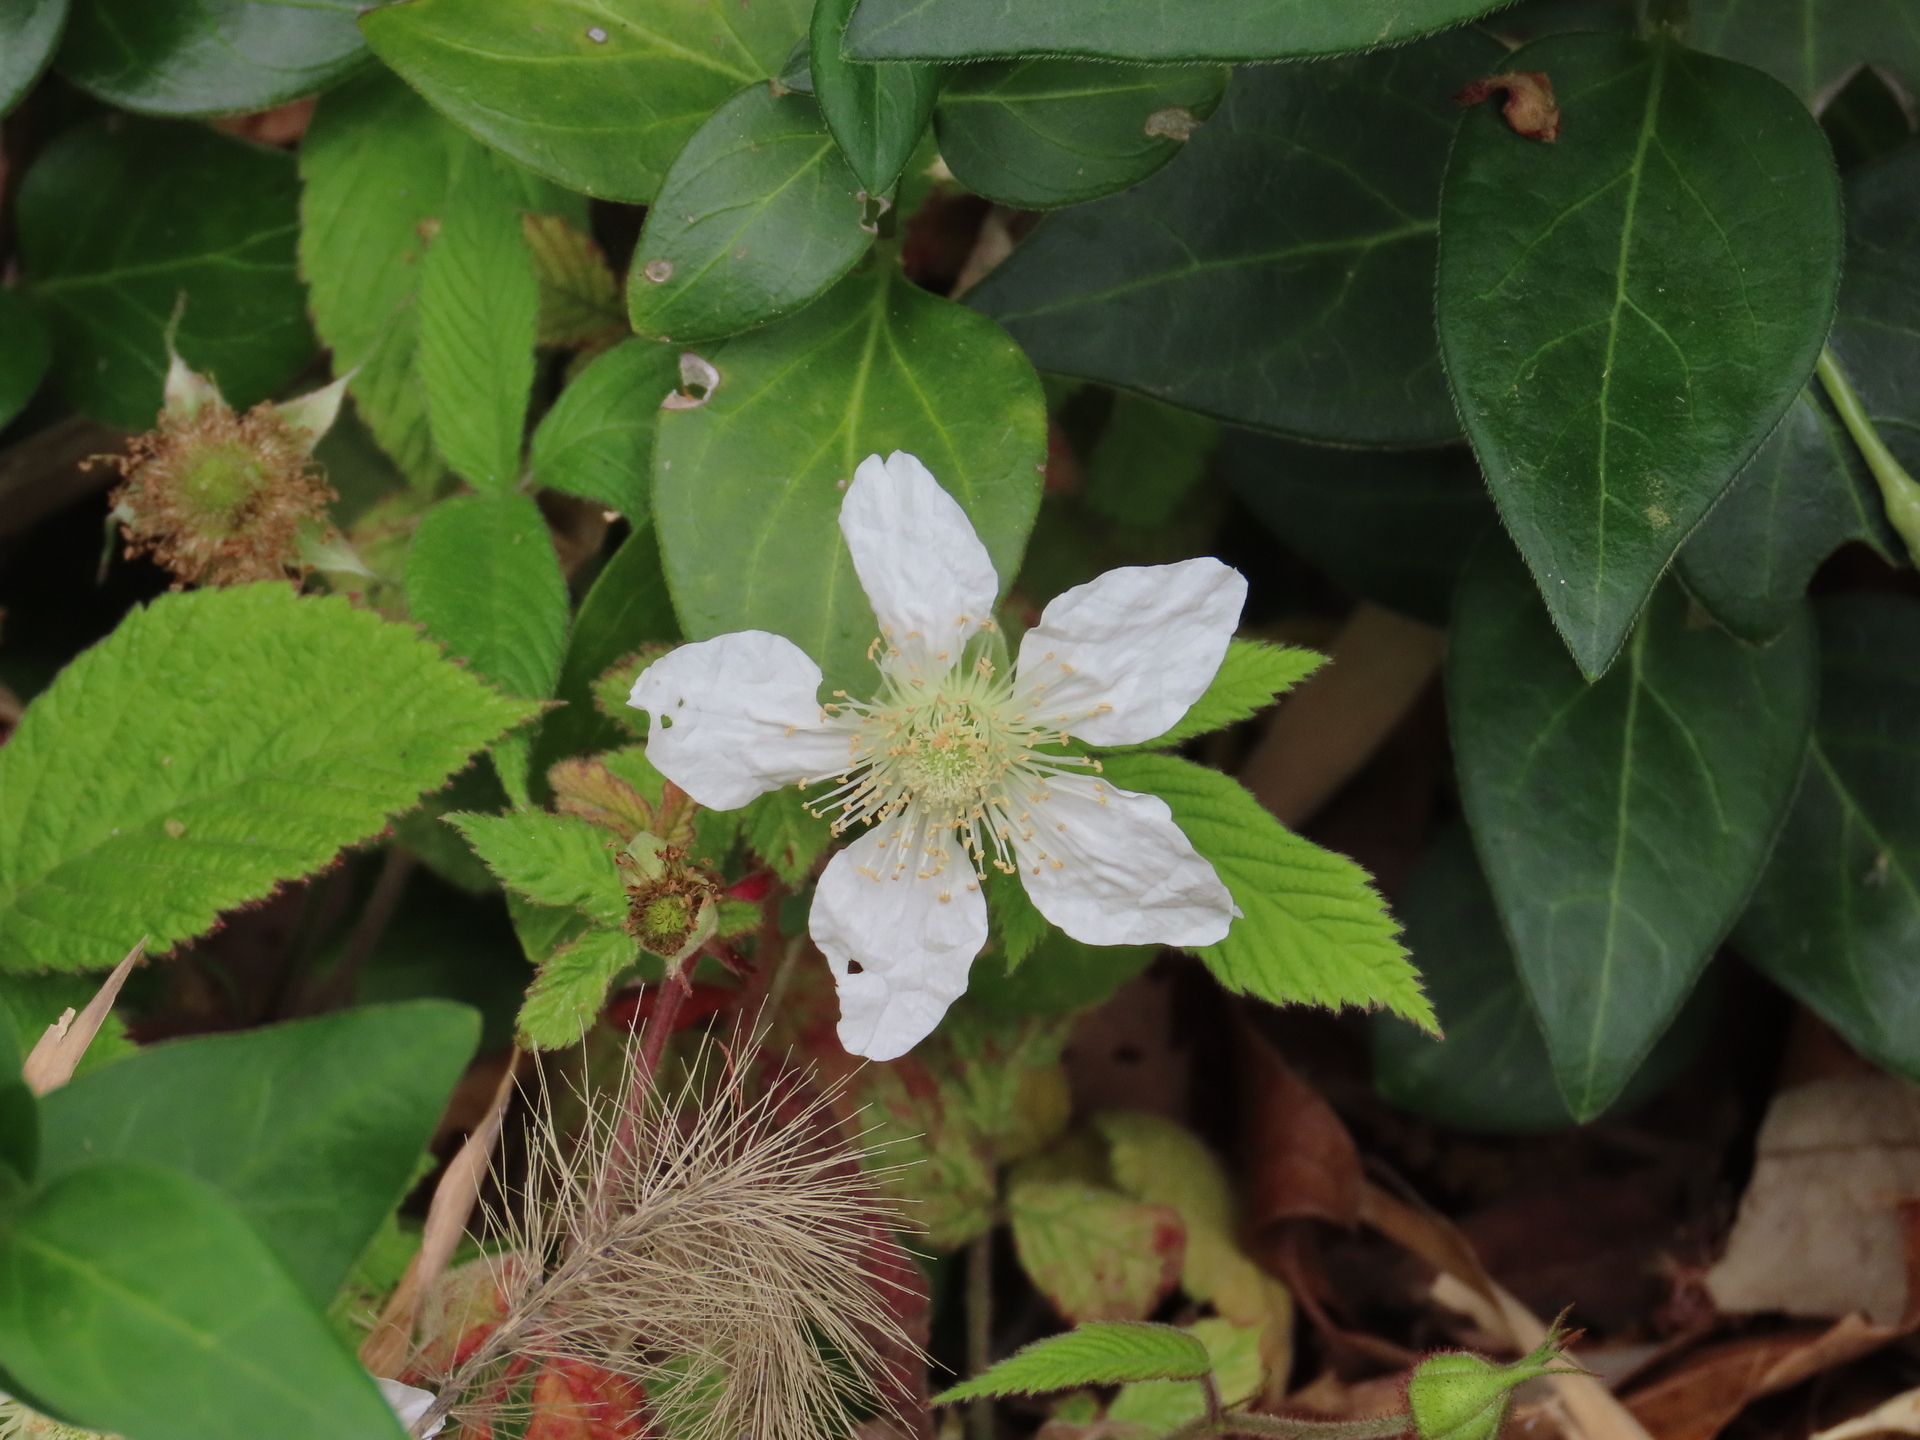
809;0;938;195
0;0;66;118
1448;541;1816;1119
1692;0;1920;105
1437;33;1843;679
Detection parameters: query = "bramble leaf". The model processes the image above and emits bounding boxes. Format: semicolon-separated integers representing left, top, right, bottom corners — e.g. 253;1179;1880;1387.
517;924;643;1050
933;1322;1210;1402
1107;640;1321;753
447;811;629;928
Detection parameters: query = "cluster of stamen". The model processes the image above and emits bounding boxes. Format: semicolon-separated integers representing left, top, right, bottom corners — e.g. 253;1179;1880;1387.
804;630;1101;882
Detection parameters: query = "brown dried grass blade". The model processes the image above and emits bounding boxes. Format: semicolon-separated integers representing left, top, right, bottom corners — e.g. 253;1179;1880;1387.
23;940;144;1095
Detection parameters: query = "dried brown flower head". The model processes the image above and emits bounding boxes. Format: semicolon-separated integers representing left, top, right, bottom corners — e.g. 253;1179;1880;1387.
412;1044;917;1440
104;354;345;588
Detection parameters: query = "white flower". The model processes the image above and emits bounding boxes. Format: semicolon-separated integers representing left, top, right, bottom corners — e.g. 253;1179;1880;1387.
629;451;1243;1061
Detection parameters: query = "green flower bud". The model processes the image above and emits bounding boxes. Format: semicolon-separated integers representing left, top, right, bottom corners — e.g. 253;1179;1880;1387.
1406;1329;1578;1440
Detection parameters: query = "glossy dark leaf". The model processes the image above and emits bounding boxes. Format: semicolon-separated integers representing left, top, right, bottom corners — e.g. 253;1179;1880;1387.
1737;595;1920;1083
57;0;371;116
0;1162;408;1440
654;260;1045;696
1679;387;1896;643
36;1003;477;1308
361;0;811;203
1437;33;1843;679
0;289;50;431
935;59;1229;210
1372;821;1712;1134
969;30;1501;445
405;492;571;700
530;338;680;518
0;0;66;117
1219;432;1494;625
627;85;871;344
17;117;313;428
1828;142;1920;485
843;0;1504;62
1692;0;1920;104
810;0;937;194
1448;541;1816;1119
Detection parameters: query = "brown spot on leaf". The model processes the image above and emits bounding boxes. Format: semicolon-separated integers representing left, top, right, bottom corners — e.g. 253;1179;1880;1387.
1456;70;1561;142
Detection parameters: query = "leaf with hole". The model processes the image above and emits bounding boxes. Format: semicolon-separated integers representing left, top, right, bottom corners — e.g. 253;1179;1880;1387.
0;585;537;973
935;59;1228;209
1437;32;1843;678
1100;753;1431;1029
969;29;1500;445
809;0;938;194
0;1162;408;1440
405;492;570;700
18;117;312;428
655;260;1044;696
628;85;872;344
37;1002;477;1307
56;0;372;115
844;0;1505;62
1737;595;1920;1084
1448;541;1816;1119
1679;387;1896;643
361;0;811;202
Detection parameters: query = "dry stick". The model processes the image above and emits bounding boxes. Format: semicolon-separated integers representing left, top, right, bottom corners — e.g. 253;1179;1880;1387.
23;940;145;1095
360;1051;522;1380
967;1230;995;1440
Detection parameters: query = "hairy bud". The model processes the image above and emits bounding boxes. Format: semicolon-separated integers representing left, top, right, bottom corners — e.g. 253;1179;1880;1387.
1406;1326;1580;1440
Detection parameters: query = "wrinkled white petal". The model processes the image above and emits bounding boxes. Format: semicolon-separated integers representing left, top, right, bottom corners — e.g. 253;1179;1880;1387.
811;825;988;1061
1015;557;1246;746
629;631;851;810
378;1378;446;1438
1012;774;1237;948
840;451;1000;667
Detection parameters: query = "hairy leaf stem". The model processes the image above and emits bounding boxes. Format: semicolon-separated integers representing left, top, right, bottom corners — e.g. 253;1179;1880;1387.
1165;1411;1412;1440
1816;346;1920;568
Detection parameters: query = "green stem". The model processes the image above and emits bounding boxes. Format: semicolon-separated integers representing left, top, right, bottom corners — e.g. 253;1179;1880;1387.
1165;1411;1411;1440
1817;346;1920;568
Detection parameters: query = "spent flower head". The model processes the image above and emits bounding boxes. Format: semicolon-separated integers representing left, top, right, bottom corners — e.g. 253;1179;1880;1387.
629;450;1243;1060
103;349;347;589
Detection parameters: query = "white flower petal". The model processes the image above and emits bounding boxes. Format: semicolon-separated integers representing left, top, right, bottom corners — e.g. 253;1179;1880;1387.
1015;557;1246;746
629;631;852;810
1012;773;1237;948
840;451;1000;666
378;1378;446;1439
811;825;988;1061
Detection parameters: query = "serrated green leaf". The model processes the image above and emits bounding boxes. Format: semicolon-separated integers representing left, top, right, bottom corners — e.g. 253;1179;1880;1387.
518;924;642;1050
809;0;937;195
507;889;592;967
1108;1318;1264;1434
300;71;583;486
934;1322;1210;1402
657;260;1044;696
37;1003;477;1308
18;117;312;428
1;0;65;117
56;0;369;116
593;654;653;741
531;339;681;518
936;60;1228;210
1679;387;1897;644
418;153;539;492
1100;753;1429;1029
1108;639;1321;753
628;85;871;345
1219;434;1495;626
361;0;811;203
448;810;628;927
1449;542;1816;1119
406;492;570;700
0;289;49;431
0;585;536;973
1692;0;1920;104
741;786;833;887
969;30;1499;446
392;759;510;896
845;0;1504;61
970;924;1156;1016
1437;33;1843;678
983;864;1050;970
1736;595;1920;1083
1372;822;1713;1135
0;1161;408;1440
1008;1180;1183;1324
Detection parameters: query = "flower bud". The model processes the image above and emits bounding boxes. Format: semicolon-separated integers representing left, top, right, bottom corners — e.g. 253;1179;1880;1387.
1406;1328;1578;1440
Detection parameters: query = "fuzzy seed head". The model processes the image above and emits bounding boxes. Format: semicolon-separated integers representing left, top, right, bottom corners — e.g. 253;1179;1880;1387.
0;1397;119;1440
